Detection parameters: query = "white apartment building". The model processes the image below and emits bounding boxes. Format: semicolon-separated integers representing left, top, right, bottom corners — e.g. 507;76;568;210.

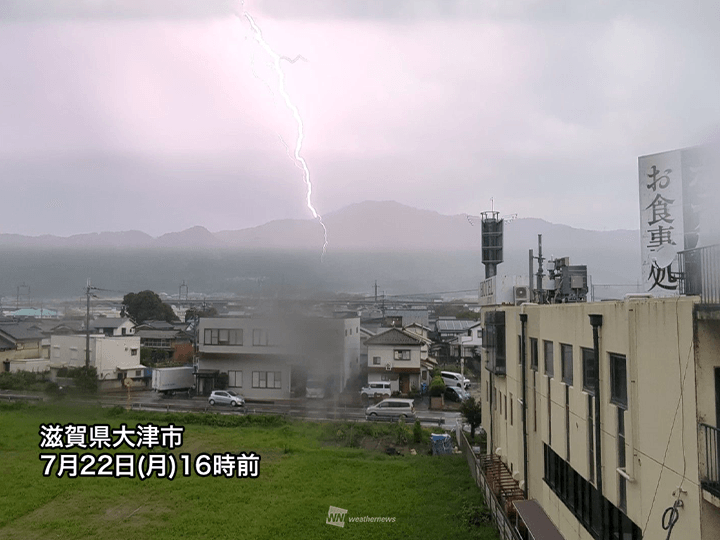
197;315;361;400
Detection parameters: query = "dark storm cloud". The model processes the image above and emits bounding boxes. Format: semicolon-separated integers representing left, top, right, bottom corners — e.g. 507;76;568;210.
0;0;236;20
252;0;717;24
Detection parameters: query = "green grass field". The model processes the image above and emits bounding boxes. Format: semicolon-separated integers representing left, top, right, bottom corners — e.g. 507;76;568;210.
0;402;497;540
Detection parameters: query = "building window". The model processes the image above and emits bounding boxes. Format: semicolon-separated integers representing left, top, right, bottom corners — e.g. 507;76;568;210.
587;395;595;483
518;335;523;364
582;347;596;395
135;370;142;377
610;353;628;409
204;329;218;345
393;349;411;360
561;343;573;386
504;393;507;421
252;371;281;389
373;356;381;365
565;385;571;461
548;377;552;446
477;329;482;338
543;444;642;540
486;381;489;402
252;329;270;347
216;329;242;345
130;348;138;356
53;347;60;359
544;340;554;378
530;338;538;371
510;393;514;426
494;387;497;410
122;328;127;336
533;371;537;432
228;370;242;388
618;407;627;512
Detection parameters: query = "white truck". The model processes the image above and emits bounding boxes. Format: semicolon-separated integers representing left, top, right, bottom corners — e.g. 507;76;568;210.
152;366;196;396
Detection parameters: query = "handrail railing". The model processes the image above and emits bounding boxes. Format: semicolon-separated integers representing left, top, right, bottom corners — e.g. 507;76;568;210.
700;422;720;499
457;429;522;540
679;244;720;304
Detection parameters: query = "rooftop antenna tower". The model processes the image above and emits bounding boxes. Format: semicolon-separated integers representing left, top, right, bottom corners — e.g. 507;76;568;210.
468;198;516;279
481;198;504;279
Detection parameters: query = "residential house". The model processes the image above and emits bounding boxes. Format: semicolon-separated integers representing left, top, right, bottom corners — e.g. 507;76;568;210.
133;320;193;364
91;317;135;337
433;317;477;361
365;327;436;394
0;321;50;372
49;334;145;391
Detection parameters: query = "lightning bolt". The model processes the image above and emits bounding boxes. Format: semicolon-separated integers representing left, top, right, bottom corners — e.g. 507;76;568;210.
239;9;328;259
279;54;308;64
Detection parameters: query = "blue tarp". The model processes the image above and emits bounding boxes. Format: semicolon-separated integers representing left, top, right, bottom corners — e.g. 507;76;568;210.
430;433;453;456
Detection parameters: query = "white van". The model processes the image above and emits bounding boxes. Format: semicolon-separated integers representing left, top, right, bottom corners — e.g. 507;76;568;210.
360;382;392;399
441;371;471;390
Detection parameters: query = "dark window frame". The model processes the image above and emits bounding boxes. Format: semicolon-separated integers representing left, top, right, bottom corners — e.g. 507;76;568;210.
610;353;628;409
561;343;573;386
544;340;554;378
582;347;596;395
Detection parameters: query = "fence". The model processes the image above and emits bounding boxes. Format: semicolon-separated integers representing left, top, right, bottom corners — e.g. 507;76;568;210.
457;428;522;540
700;422;720;499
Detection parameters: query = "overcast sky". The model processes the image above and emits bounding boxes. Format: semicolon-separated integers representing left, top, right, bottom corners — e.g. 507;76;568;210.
1;0;719;237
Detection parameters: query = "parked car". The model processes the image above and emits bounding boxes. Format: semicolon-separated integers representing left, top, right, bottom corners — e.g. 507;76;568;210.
441;371;471;390
445;386;470;402
305;378;326;399
365;398;416;422
360;382;392;399
208;390;245;407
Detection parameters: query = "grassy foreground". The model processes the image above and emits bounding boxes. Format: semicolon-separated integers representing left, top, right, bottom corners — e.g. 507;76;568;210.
0;402;497;540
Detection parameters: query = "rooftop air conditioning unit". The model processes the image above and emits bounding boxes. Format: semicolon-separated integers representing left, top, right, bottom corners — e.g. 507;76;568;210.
513;286;529;305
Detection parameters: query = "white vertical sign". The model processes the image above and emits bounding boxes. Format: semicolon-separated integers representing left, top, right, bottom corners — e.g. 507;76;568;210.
638;150;684;294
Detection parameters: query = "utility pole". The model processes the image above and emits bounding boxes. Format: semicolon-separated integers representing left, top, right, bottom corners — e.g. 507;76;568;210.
84;279;100;368
86;279;91;368
529;235;545;304
374;281;378;304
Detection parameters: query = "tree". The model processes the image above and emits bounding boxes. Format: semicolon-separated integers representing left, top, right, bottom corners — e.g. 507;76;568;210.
121;290;178;324
429;375;446;397
184;305;218;322
460;396;483;441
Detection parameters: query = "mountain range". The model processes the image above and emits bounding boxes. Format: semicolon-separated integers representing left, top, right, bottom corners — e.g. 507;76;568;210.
0;200;639;252
0;201;642;299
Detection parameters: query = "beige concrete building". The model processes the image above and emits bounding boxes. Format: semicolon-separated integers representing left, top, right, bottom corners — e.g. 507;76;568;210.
480;296;720;540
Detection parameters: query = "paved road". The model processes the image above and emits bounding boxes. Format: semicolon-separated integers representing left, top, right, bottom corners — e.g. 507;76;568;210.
4;389;463;429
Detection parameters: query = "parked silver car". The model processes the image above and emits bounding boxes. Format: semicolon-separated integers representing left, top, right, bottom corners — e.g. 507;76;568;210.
365;398;416;422
208;390;245;407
